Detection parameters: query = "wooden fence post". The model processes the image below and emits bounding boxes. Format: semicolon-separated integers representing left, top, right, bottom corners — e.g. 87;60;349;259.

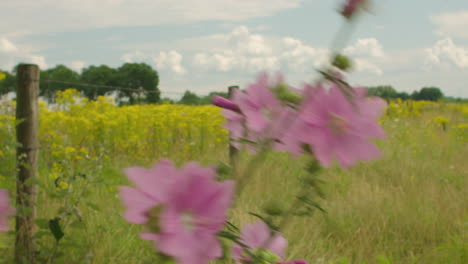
15;64;39;264
228;85;239;169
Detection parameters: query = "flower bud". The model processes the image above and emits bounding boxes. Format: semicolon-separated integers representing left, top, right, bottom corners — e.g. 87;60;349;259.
332;54;352;71
340;0;369;19
212;95;240;112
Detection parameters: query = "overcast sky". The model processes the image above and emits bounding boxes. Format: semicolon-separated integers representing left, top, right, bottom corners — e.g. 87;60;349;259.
1;0;467;98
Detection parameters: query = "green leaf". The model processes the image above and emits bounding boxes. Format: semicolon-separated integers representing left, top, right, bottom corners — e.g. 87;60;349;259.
216;161;231;180
217;231;239;241
49;217;64;242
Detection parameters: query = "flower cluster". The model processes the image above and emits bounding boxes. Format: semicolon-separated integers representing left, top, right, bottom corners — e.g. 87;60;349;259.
120;70;386;263
215;73;387;168
120;160;234;264
119;1;385;263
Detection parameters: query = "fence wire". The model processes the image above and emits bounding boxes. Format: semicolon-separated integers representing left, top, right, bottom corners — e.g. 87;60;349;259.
39;79;225;98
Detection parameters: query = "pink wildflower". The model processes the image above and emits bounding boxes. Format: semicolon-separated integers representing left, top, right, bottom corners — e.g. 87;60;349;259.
232;72;282;134
0;189;14;232
341;0;368;19
120;160;234;264
282;83;386;168
220;73;297;151
232;221;287;264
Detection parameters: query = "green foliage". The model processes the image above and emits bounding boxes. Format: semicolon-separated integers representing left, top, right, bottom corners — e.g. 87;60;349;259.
366;86;399;100
178;90;201;105
49;217;65;242
40;65;80;102
414;87;444;101
176;91;230;105
367;86;447;102
1;62;162;104
116;63;160;104
80;65;118;100
0;70;15;96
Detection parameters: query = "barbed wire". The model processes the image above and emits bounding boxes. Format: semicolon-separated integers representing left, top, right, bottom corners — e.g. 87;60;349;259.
41;79;159;94
39;79;226;97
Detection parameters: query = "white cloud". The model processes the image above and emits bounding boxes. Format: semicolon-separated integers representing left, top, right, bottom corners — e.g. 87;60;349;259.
154;51;187;74
0;0;302;35
0;37;47;70
120;50;187;74
228;26;273;55
343;38;386;75
280;37;328;70
424;38;468;69
191;26;329;74
0;38;18;52
192;26;281;73
29;56;47;69
431;11;468;39
121;51;147;63
353;59;383;75
344;38;385;58
67;61;87;72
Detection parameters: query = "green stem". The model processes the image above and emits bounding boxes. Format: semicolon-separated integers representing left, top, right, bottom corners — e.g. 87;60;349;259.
328;18;358;60
235;145;270;197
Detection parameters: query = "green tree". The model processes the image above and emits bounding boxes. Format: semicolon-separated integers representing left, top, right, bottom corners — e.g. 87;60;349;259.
81;65;118;100
116;63;160;104
40;65;80;102
410;90;420;100
396;91;409;100
178;91;201;105
366;85;398;100
0;70;16;96
417;87;444;101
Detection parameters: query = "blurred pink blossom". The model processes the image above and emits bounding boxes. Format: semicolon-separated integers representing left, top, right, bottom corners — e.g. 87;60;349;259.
341;0;368;19
232;221;287;264
220;73;297;151
282;83;386;168
120;159;234;264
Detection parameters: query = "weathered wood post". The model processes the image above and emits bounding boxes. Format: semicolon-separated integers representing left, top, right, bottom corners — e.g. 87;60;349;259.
15;64;39;264
228;85;239;169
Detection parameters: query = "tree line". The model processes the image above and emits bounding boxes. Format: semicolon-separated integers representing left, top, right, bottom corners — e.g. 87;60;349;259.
0;63;161;104
366;85;448;102
1;63;464;105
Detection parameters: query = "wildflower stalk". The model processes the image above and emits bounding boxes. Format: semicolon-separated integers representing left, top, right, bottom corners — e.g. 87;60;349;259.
328;19;357;58
234;142;271;197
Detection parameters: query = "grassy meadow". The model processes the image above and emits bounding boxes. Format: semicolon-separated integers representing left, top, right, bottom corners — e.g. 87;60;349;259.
0;91;467;264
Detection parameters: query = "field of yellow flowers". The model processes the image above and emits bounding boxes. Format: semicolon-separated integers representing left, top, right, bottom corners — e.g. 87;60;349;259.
0;89;467;263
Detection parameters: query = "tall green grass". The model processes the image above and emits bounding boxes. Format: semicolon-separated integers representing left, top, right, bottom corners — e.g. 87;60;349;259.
0;107;466;264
